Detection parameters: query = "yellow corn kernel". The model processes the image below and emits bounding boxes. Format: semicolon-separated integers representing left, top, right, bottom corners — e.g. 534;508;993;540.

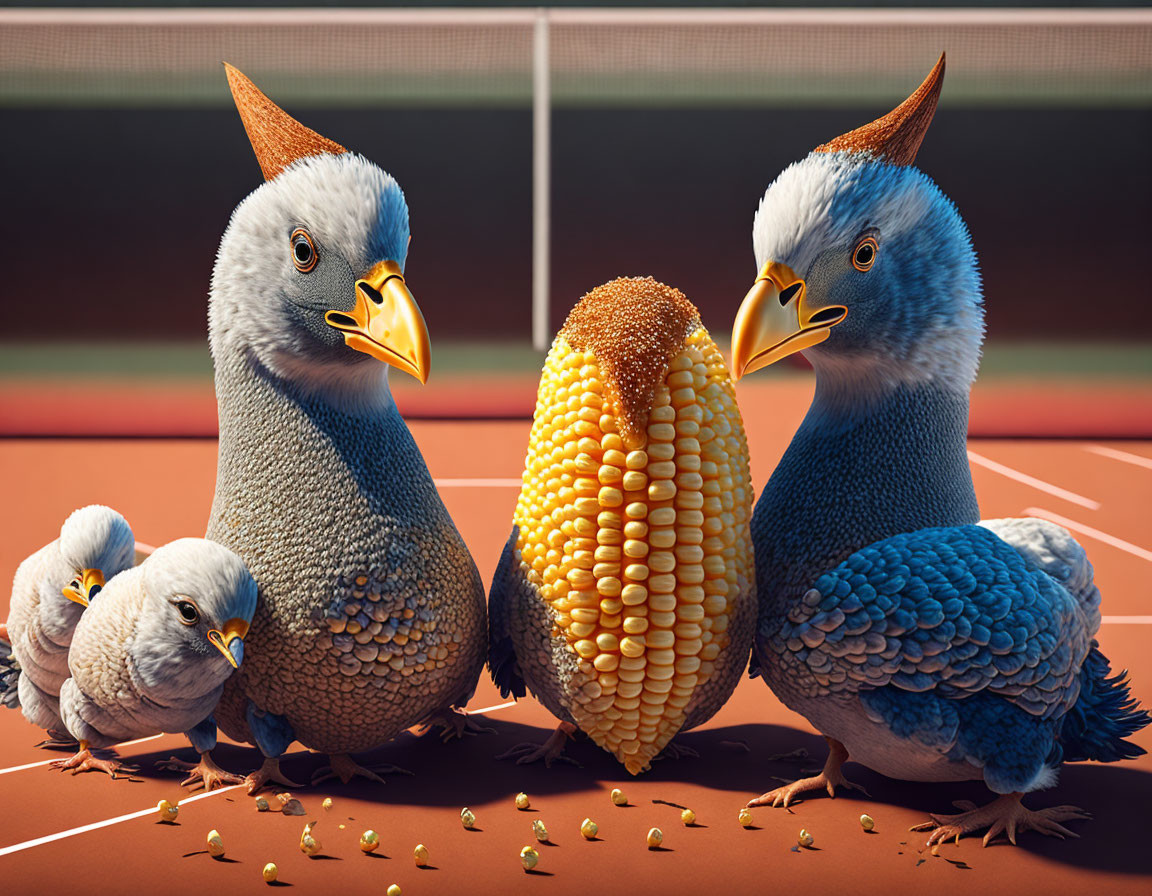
413;843;429;867
860;814;875;832
206;830;225;858
596;632;620;652
387;887;402;896
610;788;628;806
621;583;648;605
581;818;599;840
625;450;648;469
622;617;648;635
520;846;539;872
624;502;648;520
300;821;321;857
738;808;754;828
361;830;381;852
321;797;333;811
157;799;179;823
647;827;664;849
533;819;549;842
594;653;620;672
262;863;278;883
798;829;814;848
680;808;696;825
254;796;269;812
515;792;531;810
622;470;647;491
599;487;624;507
461;808;476;830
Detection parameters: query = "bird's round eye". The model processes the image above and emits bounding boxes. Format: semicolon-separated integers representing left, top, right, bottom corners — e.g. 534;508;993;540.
175;600;200;626
290;229;317;273
853;236;878;272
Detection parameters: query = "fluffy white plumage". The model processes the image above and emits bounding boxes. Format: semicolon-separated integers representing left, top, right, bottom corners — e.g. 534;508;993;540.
59;538;256;749
3;506;134;735
752;152;984;396
979;517;1101;629
209;152;409;410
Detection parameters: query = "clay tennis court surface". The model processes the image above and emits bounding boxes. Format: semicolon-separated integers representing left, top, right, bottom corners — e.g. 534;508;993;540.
1;382;1150;894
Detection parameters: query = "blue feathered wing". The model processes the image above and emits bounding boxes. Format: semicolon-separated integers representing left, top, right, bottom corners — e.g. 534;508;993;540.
771;525;1145;792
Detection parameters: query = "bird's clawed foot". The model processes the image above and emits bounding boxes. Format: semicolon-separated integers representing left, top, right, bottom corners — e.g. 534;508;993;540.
157;752;246;792
748;768;868;808
34;729;79;751
910;793;1092;847
747;737;868;808
417;706;496;743
244;757;303;795
497;721;581;767
310;753;413;786
50;746;135;779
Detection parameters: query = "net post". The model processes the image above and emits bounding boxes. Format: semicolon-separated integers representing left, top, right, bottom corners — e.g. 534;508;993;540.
532;7;551;352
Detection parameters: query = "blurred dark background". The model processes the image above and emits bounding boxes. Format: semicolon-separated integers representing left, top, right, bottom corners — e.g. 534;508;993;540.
2;103;1149;344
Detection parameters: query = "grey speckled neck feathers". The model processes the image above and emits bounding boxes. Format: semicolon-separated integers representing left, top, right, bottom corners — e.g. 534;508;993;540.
751;380;979;622
210;349;433;527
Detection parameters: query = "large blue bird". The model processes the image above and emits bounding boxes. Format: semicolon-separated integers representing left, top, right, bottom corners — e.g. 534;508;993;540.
729;56;1148;846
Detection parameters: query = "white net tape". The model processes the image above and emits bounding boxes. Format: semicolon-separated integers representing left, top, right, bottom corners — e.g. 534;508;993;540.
2;8;1150;107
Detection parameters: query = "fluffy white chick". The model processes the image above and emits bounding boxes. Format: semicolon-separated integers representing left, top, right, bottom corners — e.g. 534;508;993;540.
1;505;134;745
52;538;256;784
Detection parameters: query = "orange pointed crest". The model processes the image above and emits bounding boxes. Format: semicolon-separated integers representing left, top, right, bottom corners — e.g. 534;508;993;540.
224;63;347;181
814;54;945;166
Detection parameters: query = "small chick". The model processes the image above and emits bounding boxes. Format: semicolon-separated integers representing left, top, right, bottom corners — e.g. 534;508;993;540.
1;506;134;746
51;538;256;782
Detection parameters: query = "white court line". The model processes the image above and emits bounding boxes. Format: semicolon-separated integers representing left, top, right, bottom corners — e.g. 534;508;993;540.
0;701;521;858
1102;616;1152;624
0;734;164;776
434;478;521;488
1025;507;1152;563
1086;445;1152;471
0;782;243;858
968;450;1100;510
467;701;518;714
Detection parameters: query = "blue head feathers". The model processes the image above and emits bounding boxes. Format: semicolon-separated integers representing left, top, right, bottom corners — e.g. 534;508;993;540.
732;55;984;393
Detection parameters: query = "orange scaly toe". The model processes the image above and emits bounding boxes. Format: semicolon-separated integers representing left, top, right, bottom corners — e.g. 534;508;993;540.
910;793;1092;847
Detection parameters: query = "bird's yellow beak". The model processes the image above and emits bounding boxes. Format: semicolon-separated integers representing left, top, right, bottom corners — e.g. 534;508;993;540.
207;618;250;669
730;260;847;381
324;260;431;384
62;568;105;608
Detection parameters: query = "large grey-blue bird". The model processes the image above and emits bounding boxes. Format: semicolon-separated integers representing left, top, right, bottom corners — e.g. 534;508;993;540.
52;538;256;781
1;505;134;746
729;56;1148;846
203;66;487;792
